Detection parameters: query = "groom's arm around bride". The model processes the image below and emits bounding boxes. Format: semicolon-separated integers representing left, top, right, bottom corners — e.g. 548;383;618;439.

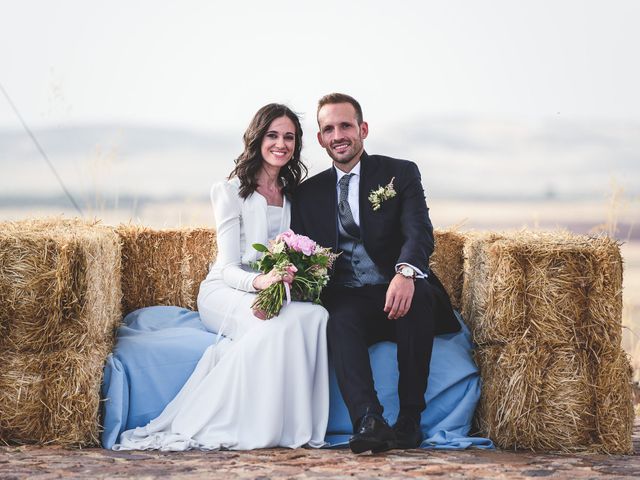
291;93;460;454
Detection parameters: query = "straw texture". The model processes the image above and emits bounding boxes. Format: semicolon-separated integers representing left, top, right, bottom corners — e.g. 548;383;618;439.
117;227;461;313
0;218;121;446
462;232;623;351
2;220;632;451
430;230;466;311
117;225;216;315
466;231;632;453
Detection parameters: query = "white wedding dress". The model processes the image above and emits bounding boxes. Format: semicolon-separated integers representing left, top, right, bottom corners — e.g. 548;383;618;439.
114;180;330;451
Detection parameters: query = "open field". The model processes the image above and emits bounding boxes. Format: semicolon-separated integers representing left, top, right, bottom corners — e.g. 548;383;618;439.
2;197;638;234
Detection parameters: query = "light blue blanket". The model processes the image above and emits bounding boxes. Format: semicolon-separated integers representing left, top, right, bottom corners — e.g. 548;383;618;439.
101;306;493;450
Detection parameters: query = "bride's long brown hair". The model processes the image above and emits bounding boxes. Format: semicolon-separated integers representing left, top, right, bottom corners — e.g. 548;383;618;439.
228;103;307;199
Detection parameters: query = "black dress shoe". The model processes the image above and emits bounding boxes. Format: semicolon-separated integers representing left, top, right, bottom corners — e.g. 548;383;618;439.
349;413;396;454
392;414;423;449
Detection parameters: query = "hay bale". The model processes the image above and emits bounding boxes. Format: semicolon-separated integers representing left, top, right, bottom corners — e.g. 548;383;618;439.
461;231;623;352
0;218;121;353
466;231;632;453
585;242;624;355
0;217;121;445
461;232;525;345
43;347;111;445
117;225;216;315
592;346;634;454
474;341;634;454
431;229;467;311
183;227;218;305
0;353;47;442
0;349;110;446
118;226;464;314
474;342;595;452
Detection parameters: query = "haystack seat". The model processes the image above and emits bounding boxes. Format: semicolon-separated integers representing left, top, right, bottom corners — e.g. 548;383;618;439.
0;220;633;453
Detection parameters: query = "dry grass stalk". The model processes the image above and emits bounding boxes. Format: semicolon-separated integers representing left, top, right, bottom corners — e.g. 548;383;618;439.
0;217;121;446
117;225;216;315
431;230;467;311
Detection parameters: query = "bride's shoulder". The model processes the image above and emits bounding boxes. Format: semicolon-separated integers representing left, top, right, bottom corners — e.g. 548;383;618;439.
210;177;240;195
210;178;242;206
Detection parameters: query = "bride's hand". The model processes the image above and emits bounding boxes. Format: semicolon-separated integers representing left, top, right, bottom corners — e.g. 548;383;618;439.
252;307;268;320
252;270;282;291
252;266;296;291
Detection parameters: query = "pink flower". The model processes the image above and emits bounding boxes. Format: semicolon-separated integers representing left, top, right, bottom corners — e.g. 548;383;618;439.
293;236;316;255
276;230;317;256
275;229;295;244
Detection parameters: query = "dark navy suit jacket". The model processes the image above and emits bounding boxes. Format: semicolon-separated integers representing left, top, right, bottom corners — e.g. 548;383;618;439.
291;151;460;335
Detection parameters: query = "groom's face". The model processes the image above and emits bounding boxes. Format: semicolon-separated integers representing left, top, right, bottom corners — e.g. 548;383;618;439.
317;103;368;168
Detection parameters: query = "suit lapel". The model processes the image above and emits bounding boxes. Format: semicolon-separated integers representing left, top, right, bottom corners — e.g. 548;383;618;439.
358;151;378;241
319;167;339;250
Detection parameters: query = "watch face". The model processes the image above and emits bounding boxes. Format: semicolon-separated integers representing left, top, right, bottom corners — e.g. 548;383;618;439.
401;266;413;277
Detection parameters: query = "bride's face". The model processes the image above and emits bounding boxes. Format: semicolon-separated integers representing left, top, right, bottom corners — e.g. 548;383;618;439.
260;116;296;170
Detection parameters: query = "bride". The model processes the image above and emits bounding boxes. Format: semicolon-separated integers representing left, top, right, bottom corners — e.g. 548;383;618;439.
114;104;329;451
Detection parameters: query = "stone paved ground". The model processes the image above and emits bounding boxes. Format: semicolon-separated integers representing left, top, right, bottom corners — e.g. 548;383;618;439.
1;420;638;479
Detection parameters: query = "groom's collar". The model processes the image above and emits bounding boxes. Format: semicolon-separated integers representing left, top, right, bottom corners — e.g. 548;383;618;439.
333;150;367;184
334;161;361;184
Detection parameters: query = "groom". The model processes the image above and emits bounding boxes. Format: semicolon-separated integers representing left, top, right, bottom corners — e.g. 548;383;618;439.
291;93;460;453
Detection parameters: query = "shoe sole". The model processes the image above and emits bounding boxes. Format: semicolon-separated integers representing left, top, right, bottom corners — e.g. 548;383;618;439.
394;440;421;449
372;440;396;454
349;437;395;454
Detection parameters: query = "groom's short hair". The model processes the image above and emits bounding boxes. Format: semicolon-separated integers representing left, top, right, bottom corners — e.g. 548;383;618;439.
317;93;363;125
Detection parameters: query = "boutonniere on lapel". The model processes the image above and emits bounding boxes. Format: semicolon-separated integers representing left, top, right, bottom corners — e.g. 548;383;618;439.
368;177;396;211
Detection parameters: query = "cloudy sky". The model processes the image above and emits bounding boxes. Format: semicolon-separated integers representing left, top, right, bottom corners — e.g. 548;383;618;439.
2;0;639;130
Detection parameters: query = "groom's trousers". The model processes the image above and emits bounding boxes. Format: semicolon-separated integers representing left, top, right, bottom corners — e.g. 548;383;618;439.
321;280;436;426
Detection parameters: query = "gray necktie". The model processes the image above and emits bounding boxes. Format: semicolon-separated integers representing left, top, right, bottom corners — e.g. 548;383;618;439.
338;174;360;238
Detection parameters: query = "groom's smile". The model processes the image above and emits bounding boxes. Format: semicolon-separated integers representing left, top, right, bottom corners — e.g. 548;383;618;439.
331;140;351;154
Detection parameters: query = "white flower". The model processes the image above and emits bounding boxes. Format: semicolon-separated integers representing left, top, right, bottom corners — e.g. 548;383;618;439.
270;240;285;254
312;266;327;277
368;177;396;211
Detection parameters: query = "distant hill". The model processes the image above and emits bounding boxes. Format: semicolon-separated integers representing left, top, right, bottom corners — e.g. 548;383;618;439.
368;116;640;199
1;119;638;205
0;124;240;202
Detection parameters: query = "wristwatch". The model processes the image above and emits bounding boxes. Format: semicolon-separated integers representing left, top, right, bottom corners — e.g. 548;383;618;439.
397;265;416;280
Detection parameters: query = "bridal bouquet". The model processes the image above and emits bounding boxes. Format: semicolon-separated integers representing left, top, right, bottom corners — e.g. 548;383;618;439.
251;230;339;319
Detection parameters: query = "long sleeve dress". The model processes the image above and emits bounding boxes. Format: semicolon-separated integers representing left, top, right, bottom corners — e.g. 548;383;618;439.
113;178;330;451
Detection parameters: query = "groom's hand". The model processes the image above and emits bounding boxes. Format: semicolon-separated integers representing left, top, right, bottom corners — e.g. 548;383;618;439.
384;275;415;320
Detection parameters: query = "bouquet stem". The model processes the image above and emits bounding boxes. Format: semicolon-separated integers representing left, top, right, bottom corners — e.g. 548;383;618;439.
251;282;286;319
